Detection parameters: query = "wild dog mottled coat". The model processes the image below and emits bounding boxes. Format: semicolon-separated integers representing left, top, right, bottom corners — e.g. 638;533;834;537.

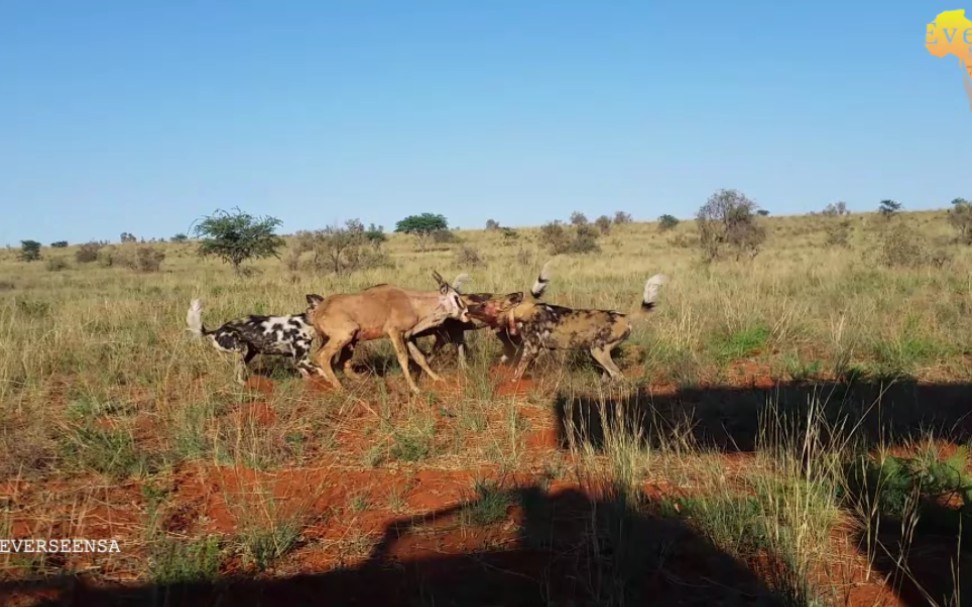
506;274;668;381
186;294;324;384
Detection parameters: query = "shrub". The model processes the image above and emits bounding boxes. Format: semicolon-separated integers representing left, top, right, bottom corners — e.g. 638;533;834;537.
290;219;388;275
569;211;588;226
171;233;188;242
500;227;519;241
824;219;852;248
571;224;601;253
96;246;116;268
594;215;612;235
658;214;680;232
485;219;500;231
75;242;105;263
112;245;166;272
50;241;68;248
46;257;69;272
365;223;387;249
539;221;570;254
539;220;601;255
947;198;972;244
455;245;486;268
878;223;931;268
696;189;767;262
821;201;848;216
430;229;458;244
613;211;633;225
19;240;41;262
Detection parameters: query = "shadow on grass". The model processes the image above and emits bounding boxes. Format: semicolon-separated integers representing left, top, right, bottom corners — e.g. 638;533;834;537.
554;377;972;607
1;486;791;607
553;377;972;453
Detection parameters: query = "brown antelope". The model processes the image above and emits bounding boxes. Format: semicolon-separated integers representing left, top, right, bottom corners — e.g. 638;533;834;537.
308;271;470;393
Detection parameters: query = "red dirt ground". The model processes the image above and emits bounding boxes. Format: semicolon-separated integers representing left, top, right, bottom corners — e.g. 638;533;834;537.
2;361;967;607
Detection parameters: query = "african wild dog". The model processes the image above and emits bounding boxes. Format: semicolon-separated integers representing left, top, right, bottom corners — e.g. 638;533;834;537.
186;294;324;384
307;271;470;393
410;261;553;369
505;274;668;381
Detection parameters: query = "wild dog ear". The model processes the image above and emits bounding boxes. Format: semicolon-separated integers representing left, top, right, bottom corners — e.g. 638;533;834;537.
509;292;524;304
306;294;324;308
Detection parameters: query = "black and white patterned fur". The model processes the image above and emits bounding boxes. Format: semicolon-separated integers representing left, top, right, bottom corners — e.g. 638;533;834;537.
186;294;324;384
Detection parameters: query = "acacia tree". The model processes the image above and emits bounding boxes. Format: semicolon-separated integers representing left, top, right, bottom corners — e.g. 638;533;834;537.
193;208;284;275
878;199;902;219
395;213;448;250
696;189;766;262
19;240;41;261
948;198;972;244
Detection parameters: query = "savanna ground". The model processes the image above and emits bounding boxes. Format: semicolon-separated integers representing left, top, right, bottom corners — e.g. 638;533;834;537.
2;210;972;606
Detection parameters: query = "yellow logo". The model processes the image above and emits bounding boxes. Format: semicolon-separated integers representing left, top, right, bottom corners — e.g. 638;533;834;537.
926;9;972;111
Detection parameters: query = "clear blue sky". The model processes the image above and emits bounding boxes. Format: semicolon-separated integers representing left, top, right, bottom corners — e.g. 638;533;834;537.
1;1;969;245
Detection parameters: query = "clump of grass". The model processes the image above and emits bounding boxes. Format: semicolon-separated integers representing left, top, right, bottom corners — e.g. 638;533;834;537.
60;423;155;479
711;323;771;363
149;535;224;585
390;418;436;463
461;480;512;527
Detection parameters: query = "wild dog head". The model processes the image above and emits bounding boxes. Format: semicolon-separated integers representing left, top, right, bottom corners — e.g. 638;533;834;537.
463;291;524;327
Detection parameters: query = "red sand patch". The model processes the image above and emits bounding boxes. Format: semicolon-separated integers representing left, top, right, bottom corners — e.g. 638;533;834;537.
2;366;962;607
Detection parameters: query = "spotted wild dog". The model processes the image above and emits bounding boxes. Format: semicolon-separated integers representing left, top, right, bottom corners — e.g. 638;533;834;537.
410;261;553;369
505;274;668;381
308;271;470;393
186;294;325;384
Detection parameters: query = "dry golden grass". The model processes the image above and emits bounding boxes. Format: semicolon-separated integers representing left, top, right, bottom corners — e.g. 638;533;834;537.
1;209;970;605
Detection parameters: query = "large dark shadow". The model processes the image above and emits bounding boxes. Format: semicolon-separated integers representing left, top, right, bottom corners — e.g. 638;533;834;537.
554;377;972;607
1;485;792;607
554;378;972;453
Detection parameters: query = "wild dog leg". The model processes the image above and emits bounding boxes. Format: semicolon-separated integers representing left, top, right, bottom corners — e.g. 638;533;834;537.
512;342;539;381
590;345;624;381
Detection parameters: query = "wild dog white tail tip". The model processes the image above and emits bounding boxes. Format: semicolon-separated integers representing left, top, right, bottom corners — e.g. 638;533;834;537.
452;273;472;292
641;274;668;311
531;259;554;299
186;298;204;337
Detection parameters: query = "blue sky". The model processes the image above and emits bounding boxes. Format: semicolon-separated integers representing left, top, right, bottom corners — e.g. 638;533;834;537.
1;1;969;245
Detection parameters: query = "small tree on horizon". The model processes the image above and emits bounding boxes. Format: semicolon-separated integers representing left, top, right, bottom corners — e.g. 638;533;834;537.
395;213;449;250
19;240;42;262
193;208;285;275
51;241;68;248
172;233;188;242
658;214;680;231
696;188;766;262
947;197;972;244
613;211;633;225
878;199;902;219
569;211;588;226
594;215;612;234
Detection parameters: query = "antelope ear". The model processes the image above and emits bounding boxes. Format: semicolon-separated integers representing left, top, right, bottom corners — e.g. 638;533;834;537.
306;294;324;307
432;270;447;292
